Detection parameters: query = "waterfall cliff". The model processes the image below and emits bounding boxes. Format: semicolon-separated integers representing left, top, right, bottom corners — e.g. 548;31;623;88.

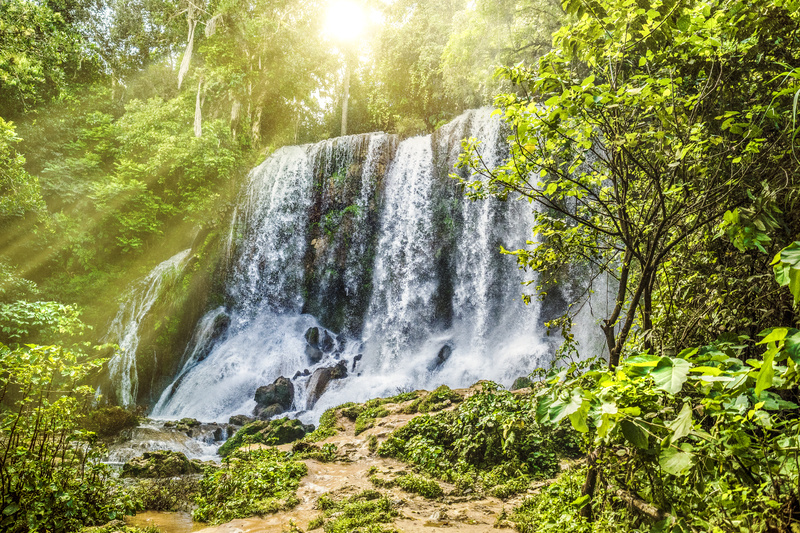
107;108;599;422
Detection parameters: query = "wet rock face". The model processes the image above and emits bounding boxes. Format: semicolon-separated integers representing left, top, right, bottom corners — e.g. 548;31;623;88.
303;326;338;364
427;344;453;370
121;450;203;478
306;360;349;409
253;376;294;420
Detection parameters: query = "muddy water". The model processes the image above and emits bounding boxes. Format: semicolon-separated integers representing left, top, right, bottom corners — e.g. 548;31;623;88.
125;511;205;533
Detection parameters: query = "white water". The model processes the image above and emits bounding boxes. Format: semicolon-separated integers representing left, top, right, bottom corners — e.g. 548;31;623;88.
105;249;192;406
139;109;604;424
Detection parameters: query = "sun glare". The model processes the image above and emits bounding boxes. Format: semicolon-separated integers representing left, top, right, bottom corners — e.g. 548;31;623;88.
324;0;367;42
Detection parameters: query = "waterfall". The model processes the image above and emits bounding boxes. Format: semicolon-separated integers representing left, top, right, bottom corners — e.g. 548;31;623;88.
137;108;592;424
105;249;192;406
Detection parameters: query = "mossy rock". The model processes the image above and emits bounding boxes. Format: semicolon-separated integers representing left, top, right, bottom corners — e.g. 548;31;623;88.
511;376;534;390
121;450;203;478
218;417;314;457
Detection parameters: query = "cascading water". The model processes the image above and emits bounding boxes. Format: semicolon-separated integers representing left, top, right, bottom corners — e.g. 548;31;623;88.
105;249;192;406
134;108;601;424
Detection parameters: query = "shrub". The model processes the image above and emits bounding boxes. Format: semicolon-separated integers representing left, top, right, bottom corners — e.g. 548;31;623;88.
193;448;307;524
395;474;443;499
379;383;563;497
314;490;398;533
0;343;133;533
218;417;312;457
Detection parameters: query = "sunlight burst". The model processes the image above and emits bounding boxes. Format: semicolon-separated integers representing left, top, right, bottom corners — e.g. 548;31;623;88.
324;0;367;42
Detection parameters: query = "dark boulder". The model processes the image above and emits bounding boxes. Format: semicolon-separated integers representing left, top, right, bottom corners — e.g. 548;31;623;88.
254;403;285;420
428;344;453;370
304;326;335;363
229;414;255;426
305;344;324;363
351;353;363;371
306;361;348;408
254;376;294;410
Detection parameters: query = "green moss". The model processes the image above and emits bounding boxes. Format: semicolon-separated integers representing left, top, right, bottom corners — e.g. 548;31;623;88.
304;407;339;442
291;441;338;462
395;474;443;499
402;385;462;414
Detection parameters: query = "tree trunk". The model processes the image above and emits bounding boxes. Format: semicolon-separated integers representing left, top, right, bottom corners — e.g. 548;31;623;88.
580;448;601;521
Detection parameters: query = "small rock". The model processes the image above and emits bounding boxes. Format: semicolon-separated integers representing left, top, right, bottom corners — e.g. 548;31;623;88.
352;353;363;371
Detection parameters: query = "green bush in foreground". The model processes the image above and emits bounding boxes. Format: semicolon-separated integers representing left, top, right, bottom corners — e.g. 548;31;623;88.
193;448;307;524
512;468;642;533
0;343;133;533
218;417;312;457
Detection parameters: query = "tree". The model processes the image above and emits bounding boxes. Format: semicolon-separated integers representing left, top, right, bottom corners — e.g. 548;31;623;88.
460;0;800;368
0;0;100;119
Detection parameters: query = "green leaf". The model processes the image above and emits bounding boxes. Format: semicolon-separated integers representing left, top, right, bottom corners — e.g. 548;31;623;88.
757;327;789;345
755;345;776;396
659;447;693;476
667;403;693;442
3;503;19;515
568;400;590;433
551;388;584;424
676;15;690;31
652;357;692;394
620;420;649;449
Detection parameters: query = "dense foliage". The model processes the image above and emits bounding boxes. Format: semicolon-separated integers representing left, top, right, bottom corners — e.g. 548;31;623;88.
0;343;132;532
192;447;307;524
378;383;574;498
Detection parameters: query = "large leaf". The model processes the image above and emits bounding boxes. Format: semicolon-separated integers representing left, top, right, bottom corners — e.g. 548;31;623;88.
551;388;585;424
659;446;693;476
652;358;692;394
755;344;776;396
667;403;693;442
620;420;649;449
568;400;590;433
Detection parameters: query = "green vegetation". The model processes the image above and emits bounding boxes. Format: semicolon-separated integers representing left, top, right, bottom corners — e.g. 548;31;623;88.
401;384;462;414
304;406;340;442
192;448;307;524
511;468;641;533
314;490;399;533
454;0;800;528
379;383;570;497
0;341;133;532
128;477;200;513
218;417;313;458
370;472;444;499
